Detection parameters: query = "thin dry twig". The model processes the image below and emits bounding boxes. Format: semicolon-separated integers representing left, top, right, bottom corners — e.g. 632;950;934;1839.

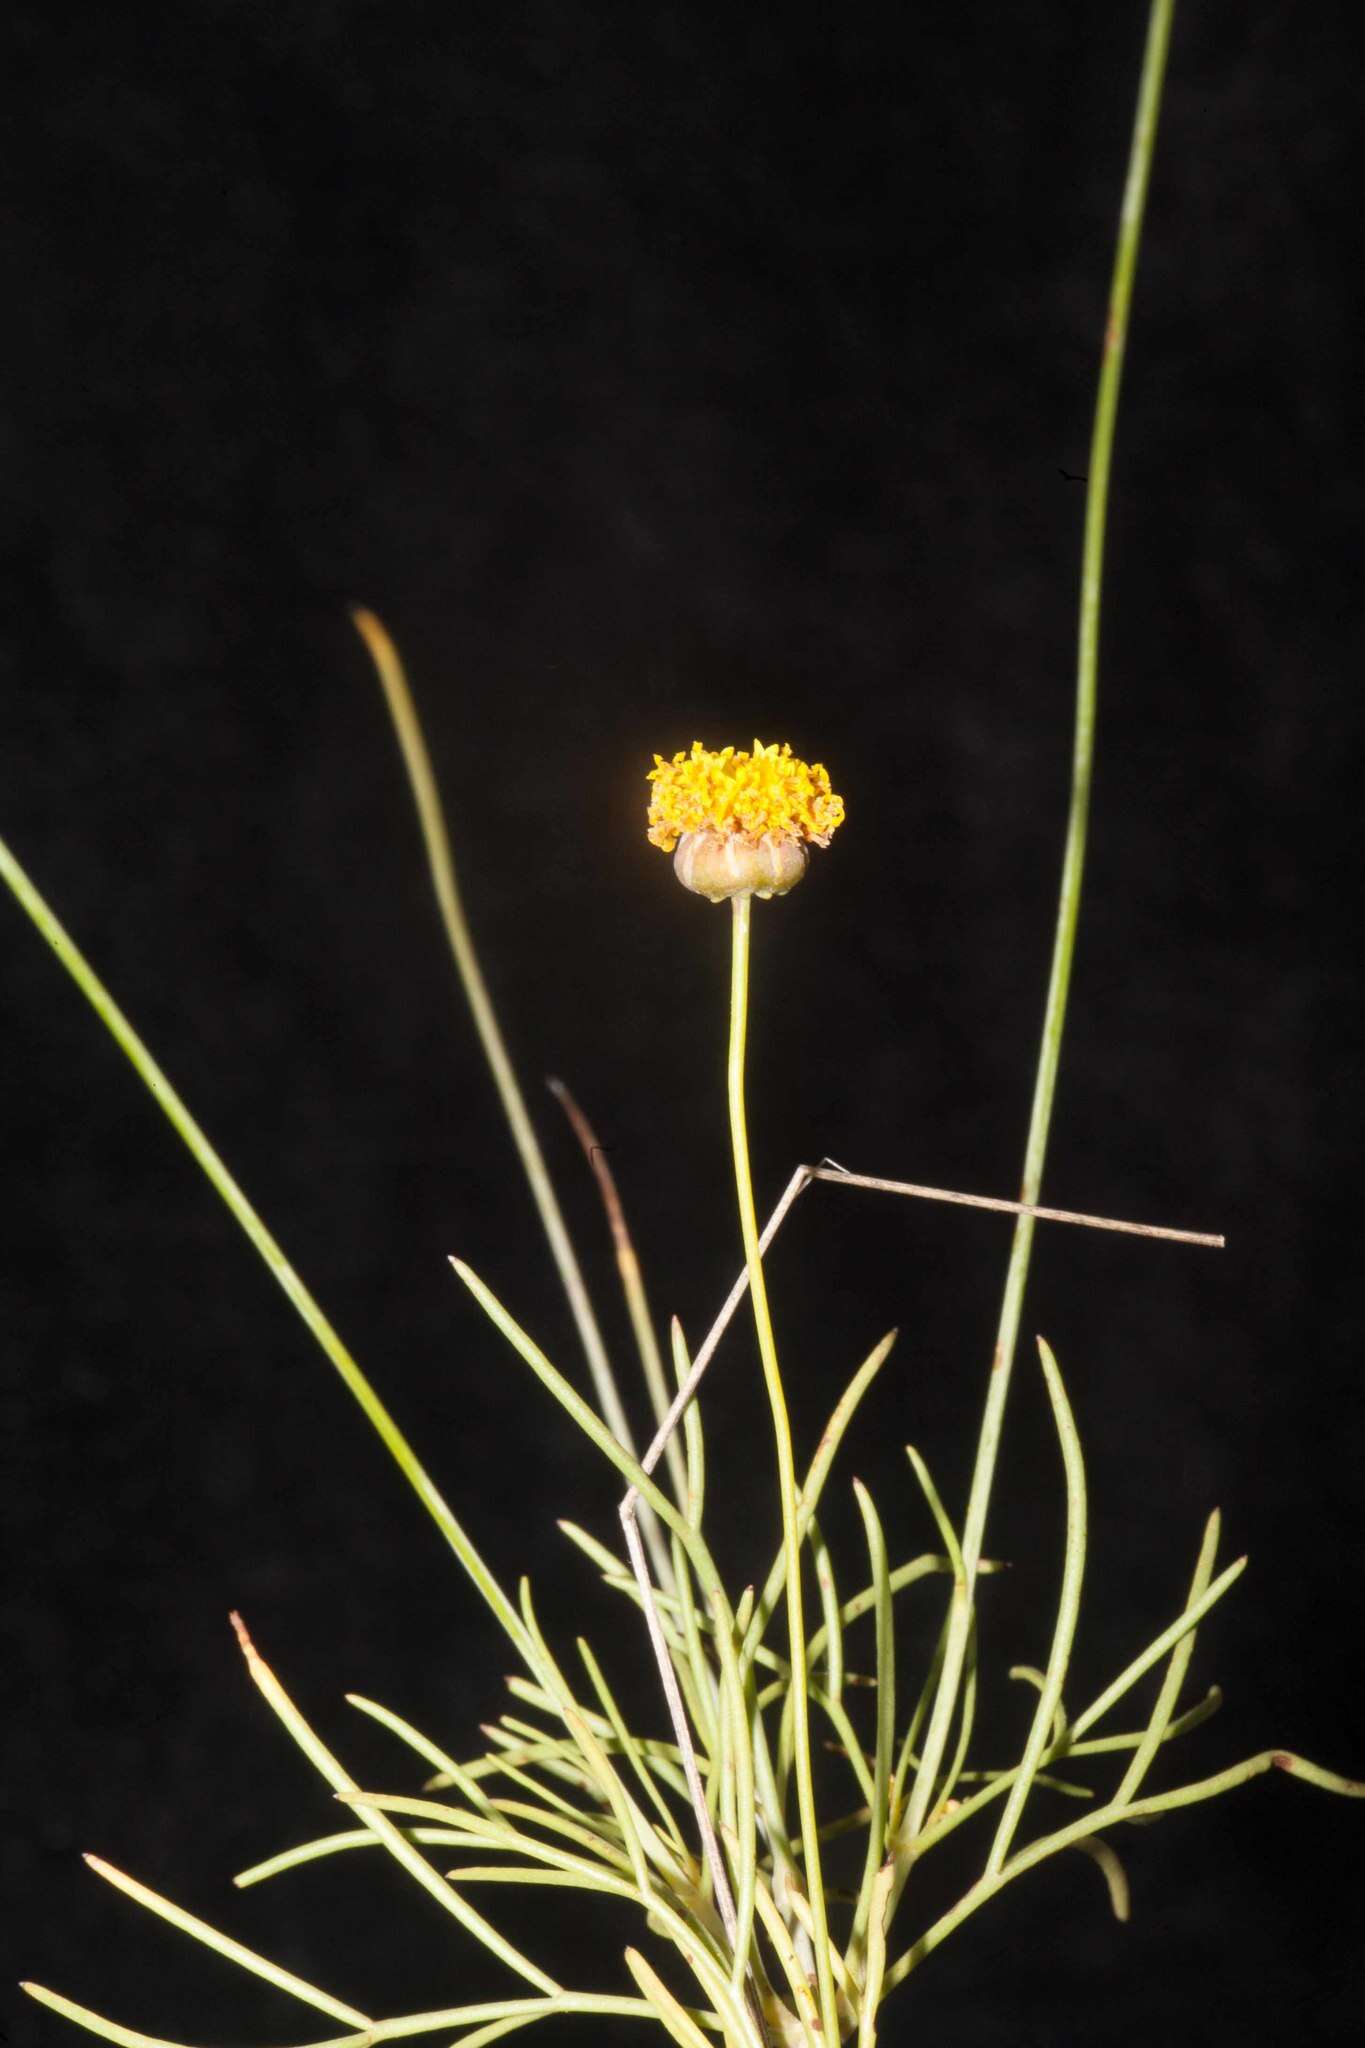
809;1162;1223;1248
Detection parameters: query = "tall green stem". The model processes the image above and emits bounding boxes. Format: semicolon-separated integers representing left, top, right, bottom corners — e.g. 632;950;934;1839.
900;0;1178;1858
728;893;837;2047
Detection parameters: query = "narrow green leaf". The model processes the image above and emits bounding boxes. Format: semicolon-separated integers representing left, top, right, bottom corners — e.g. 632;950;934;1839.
346;1694;498;1818
1112;1509;1219;1806
903;1447;965;1582
236;1825;495;1887
849;1481;895;1960
0;833;528;1660
20;1984;212;2048
900;1687;1224;1864
81;1854;368;2025
985;1338;1087;1877
450;1262;685;1550
740;1329;898;1671
515;1580;660;1900
897;1449;971;1848
1069;1558;1247;1741
857;1861;896;2048
623;1948;715;2048
1007;1666;1067;1750
577;1636;688;1855
1070;1834;1131;1920
885;1744;1365;1991
556;1519;631;1581
229;1613;558;1994
807;1514;844;1705
936;1609;979;1816
748;1872;825;2045
672;1317;707;1533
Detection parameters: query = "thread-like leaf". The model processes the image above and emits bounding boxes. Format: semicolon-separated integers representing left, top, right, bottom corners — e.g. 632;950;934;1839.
848;1480;895;1960
986;1338;1086;1876
81;1854;369;2025
230;1613;557;1994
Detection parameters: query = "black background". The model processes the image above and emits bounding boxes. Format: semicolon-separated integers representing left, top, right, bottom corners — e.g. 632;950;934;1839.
3;5;1363;2044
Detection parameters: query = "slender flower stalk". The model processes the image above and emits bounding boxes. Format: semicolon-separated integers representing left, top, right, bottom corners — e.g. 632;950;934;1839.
727;891;838;2046
647;738;846;2041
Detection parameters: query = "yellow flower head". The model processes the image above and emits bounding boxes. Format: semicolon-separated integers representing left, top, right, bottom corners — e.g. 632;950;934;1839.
646;740;845;853
646;740;845;901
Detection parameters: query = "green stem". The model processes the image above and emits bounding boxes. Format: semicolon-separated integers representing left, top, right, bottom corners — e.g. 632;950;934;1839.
897;0;1178;1858
0;831;529;1664
351;612;675;1587
728;893;837;2047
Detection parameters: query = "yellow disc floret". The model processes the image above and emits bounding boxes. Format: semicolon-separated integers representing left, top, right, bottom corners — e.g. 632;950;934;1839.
646;740;845;853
